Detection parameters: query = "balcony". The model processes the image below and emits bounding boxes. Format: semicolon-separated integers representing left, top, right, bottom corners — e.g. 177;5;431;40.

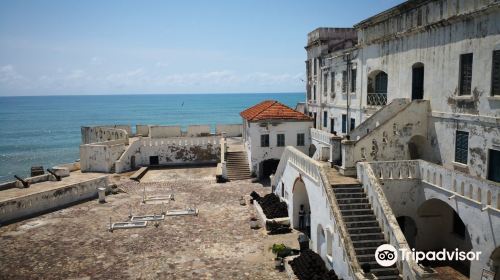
367;92;387;106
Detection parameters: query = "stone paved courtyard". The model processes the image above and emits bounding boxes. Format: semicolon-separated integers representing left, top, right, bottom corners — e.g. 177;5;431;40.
0;167;298;279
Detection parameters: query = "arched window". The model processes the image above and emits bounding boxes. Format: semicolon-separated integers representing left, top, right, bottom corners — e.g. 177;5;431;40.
367;71;388;106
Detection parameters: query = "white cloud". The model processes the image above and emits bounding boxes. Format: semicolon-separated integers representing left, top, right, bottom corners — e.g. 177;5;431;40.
0;65;30;89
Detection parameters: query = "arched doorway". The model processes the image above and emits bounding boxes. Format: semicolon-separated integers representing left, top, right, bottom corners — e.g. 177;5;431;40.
260;159;280;179
489;247;500;280
408;135;427;160
292;177;311;236
412;63;424;100
367;70;388;106
309;144;317;158
317;224;326;258
416;199;473;277
130;155;136;170
396;216;417;248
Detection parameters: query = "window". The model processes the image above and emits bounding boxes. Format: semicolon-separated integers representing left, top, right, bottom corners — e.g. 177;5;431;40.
297;133;305;146
313;85;316;100
323;73;328;94
459;53;473;96
492;50;500;96
452;211;466;238
149;156;159;165
277;134;285;147
261;134;269;147
454;131;469;164
330;118;335;134
351;69;357;92
323;111;328;128
341;114;347;133
330;72;335;93
487;149;500;183
350;118;355;131
342;71;347;93
313;58;317;75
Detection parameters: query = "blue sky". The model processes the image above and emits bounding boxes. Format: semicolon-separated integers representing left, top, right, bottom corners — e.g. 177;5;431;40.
0;0;404;96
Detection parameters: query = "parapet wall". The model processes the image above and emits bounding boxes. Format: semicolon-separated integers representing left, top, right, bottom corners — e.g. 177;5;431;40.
216;124;242;137
80;142;126;172
0;175;108;224
149;126;182;138
81;125;130;144
115;136;221;173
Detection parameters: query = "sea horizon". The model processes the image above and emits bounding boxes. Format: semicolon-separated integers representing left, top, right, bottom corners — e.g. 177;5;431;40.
0;92;304;182
0;91;304;98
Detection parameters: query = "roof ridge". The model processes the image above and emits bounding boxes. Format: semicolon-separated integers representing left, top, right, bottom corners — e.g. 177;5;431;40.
252;100;278;120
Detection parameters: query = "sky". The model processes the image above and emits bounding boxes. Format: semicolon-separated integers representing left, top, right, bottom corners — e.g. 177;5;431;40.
0;0;404;96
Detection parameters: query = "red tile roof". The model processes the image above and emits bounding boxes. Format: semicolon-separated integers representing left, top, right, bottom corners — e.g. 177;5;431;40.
240;100;312;121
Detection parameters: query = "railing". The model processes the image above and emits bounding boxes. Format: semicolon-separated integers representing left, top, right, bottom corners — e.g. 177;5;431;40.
357;162;431;279
367;160;500;210
311;128;333;145
141;136;220;147
367;92;387;106
350;98;410;141
272;147;365;279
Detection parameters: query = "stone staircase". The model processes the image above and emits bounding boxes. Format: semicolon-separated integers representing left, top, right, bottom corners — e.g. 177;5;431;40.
332;184;401;280
226;151;252;181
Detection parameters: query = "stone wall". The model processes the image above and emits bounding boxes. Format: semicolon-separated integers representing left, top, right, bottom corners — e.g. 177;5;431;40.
216;124;242;137
80;141;126;172
81;126;129;144
0;175;108;224
149;126;182;138
114;136;221;173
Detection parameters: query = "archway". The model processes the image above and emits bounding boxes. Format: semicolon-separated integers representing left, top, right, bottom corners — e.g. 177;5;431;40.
316;224;326;258
292;177;311;236
367;70;388;106
309;144;317;158
130;155;136;170
412;63;424;100
408;135;427;160
416;199;473;277
260;159;280;179
489;247;500;280
396;216;417;249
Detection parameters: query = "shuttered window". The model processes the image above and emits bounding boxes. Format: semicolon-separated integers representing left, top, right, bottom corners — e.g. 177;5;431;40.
261;134;269;147
323;111;328;128
459;53;473;96
330;72;335;93
351;69;357;92
341;114;347;133
297;133;305;146
342;71;347;93
277;134;285;147
454;131;469;164
492;50;500;96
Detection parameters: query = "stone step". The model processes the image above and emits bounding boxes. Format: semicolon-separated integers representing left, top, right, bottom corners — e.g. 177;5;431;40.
341;209;374;216
336;198;369;204
350;232;385;241
335;193;367;199
339;203;371;210
332;184;362;188
348;227;381;234
342;215;377;223
332;187;364;193
354;247;378;256
345;220;379;228
371;267;400;277
352;239;385;248
356;254;376;263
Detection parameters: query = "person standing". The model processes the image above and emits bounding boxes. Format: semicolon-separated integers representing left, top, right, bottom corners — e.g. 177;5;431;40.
298;204;305;230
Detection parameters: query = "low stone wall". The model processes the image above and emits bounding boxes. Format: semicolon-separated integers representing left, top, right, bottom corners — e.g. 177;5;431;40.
187;125;211;136
216;124;242;137
0;175;108;224
81;126;129;144
115;136;221;173
136;125;150;137
150;125;182;138
253;200;290;229
80;142;126;172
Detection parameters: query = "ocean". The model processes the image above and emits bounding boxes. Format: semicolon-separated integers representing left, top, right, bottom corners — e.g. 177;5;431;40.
0;92;304;182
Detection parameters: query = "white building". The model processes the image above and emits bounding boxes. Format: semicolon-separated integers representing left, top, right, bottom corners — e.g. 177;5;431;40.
240;100;313;178
270;1;500;280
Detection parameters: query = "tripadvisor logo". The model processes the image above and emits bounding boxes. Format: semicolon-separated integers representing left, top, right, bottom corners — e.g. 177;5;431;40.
374;244;482;267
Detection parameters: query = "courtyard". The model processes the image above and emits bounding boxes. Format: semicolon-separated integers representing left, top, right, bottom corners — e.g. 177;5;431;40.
0;167;298;279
